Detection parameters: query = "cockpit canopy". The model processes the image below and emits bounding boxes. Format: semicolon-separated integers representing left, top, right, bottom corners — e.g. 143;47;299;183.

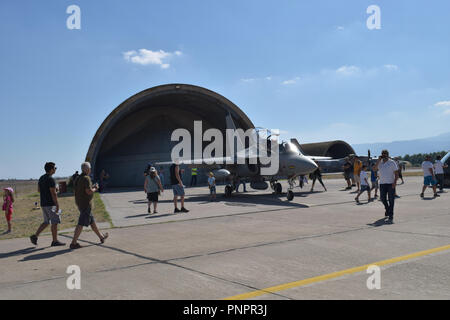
443;151;450;165
280;141;302;155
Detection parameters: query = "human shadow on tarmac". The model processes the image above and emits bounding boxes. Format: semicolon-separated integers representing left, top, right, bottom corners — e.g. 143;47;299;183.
367;218;388;227
18;245;94;261
123;213;174;219
125;213;151;219
0;247;46;259
146;213;175;219
19;248;72;261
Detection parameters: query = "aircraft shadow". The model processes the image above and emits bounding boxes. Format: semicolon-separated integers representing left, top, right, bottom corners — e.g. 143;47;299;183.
128;191;309;209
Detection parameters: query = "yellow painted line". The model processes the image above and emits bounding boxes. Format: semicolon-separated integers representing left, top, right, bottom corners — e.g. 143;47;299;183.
224;244;450;300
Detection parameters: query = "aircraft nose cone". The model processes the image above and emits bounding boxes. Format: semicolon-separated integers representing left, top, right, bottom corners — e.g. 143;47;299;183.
301;157;318;174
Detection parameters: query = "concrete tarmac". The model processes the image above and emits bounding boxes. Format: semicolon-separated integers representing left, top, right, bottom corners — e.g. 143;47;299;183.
0;176;449;299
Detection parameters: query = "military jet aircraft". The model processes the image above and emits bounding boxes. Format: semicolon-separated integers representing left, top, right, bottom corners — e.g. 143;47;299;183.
158;114;318;201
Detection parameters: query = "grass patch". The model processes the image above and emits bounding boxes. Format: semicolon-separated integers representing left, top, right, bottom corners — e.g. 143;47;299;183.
93;192;112;227
0;191;112;240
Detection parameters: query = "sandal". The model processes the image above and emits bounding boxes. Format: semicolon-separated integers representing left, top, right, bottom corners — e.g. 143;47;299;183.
70;243;82;250
100;232;109;244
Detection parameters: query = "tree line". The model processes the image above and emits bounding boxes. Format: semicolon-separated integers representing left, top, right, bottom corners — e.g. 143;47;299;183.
399;151;448;166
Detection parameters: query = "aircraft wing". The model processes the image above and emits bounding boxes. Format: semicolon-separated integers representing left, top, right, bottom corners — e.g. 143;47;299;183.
305;156;333;161
155;156;233;167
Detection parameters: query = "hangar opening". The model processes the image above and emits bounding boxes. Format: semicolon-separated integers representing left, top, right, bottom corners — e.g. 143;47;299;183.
86;84;254;187
298;140;355;159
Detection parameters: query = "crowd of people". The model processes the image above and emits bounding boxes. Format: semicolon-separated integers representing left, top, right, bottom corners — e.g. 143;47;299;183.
25;162;109;249
1;150;448;241
342;150;448;224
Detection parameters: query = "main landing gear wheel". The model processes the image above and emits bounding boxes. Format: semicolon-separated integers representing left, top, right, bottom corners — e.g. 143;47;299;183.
275;183;282;194
287;190;294;201
225;185;233;197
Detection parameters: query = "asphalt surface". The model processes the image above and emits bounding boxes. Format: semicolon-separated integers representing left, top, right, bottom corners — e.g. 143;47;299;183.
0;176;449;299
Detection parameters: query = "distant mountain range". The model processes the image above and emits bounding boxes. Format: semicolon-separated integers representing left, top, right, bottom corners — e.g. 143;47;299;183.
352;132;450;157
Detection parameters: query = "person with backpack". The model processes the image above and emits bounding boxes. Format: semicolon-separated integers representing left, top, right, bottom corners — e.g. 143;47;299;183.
69;162;109;250
144;167;164;214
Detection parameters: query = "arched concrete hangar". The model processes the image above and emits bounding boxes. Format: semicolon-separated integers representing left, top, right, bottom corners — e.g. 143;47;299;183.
86;83;356;187
85;84;255;187
299;140;355;159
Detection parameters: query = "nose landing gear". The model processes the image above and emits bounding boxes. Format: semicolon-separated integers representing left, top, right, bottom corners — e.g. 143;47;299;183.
287;177;297;201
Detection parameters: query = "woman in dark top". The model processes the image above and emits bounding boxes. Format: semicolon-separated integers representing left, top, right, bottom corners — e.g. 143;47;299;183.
310;164;327;192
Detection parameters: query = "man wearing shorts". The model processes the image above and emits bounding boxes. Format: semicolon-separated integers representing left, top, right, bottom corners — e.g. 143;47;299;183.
70;162;108;250
30;162;65;246
170;161;189;213
420;155;439;198
343;157;353;190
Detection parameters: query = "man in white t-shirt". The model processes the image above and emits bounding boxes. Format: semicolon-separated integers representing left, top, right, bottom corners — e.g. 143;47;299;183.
373;150;398;224
434;155;448;192
421;155;439;198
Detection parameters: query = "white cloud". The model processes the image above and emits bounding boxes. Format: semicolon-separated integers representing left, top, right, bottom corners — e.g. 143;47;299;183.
384;64;399;71
435;101;450;107
123;49;182;69
435;101;450;116
240;76;273;83
336;26;345;30
282;77;300;85
336;65;361;76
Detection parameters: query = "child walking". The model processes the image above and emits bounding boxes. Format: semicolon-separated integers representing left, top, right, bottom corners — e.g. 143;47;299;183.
370;163;379;198
355;165;372;204
2;187;14;233
208;172;216;201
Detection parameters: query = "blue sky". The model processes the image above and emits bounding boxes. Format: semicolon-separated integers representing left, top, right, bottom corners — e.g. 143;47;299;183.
1;0;450;179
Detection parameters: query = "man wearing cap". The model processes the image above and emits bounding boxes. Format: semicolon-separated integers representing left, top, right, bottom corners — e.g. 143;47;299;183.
30;162;65;246
144;166;163;214
373;150;399;224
